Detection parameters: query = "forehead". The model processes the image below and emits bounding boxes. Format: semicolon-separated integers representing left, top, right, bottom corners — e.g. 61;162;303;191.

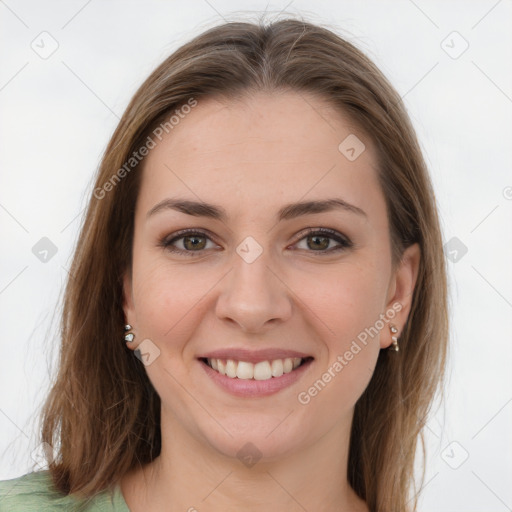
137;91;385;225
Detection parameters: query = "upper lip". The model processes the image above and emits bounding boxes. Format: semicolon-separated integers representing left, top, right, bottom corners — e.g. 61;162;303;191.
197;348;314;364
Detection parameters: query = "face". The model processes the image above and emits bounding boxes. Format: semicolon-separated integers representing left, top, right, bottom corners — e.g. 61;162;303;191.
123;91;419;462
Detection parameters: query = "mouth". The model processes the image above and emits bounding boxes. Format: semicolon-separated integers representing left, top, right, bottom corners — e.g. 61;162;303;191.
199;356;314;380
197;353;314;398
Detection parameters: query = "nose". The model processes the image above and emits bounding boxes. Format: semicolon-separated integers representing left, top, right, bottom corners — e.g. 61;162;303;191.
215;247;293;334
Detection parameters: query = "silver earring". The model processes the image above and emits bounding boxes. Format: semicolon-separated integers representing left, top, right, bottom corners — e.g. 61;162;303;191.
124;324;135;343
390;324;399;352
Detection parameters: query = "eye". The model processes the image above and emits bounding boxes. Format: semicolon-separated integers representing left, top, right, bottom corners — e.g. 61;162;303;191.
160;227;353;257
291;228;353;254
160;229;219;257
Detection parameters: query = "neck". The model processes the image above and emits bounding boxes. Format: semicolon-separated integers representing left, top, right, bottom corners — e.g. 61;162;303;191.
122;408;367;512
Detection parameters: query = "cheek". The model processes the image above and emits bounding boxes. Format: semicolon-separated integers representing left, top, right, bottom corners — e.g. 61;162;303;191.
301;346;379;423
295;261;386;404
297;257;388;343
131;255;216;345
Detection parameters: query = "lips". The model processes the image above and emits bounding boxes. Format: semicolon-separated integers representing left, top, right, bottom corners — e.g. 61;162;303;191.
196;348;314;396
199;355;314;398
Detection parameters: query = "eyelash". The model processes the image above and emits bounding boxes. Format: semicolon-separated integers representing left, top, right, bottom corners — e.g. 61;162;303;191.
159;227;353;257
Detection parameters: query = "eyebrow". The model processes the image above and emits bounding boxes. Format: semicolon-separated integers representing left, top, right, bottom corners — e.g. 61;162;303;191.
147;197;367;222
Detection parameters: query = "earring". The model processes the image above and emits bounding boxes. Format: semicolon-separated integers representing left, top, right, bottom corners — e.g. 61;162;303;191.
124;324;135;343
390;324;399;352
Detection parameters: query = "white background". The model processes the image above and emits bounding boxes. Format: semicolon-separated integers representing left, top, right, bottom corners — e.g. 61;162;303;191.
1;1;511;510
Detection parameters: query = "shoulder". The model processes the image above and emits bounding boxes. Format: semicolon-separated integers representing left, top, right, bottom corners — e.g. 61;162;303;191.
0;471;83;511
0;471;129;511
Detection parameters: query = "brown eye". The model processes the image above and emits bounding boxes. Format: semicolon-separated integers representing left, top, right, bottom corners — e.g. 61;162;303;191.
161;230;218;256
307;234;331;251
161;227;352;257
293;228;353;254
182;235;207;251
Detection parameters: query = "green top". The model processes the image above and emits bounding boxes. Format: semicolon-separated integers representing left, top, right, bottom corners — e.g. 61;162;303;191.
0;471;130;511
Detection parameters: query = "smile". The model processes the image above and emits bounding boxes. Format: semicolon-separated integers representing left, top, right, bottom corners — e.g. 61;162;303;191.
202;357;312;381
198;355;314;398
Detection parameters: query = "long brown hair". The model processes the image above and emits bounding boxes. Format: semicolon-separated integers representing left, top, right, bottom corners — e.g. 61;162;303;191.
40;17;448;511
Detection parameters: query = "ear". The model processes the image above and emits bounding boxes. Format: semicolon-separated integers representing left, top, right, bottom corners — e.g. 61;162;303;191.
381;243;421;349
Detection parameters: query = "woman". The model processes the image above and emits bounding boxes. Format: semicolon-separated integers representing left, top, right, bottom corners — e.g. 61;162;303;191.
0;17;448;512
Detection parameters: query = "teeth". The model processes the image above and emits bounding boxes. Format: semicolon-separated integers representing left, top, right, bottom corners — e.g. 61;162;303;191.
225;359;237;378
271;359;283;377
206;357;307;381
236;361;253;380
253;361;272;380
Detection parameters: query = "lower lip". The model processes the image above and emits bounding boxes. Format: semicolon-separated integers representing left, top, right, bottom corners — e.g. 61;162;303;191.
198;359;314;398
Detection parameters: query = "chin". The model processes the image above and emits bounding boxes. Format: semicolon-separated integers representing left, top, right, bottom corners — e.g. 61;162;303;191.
193;410;316;465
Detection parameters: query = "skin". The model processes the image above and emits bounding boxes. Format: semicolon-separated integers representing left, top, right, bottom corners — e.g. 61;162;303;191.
121;90;420;511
